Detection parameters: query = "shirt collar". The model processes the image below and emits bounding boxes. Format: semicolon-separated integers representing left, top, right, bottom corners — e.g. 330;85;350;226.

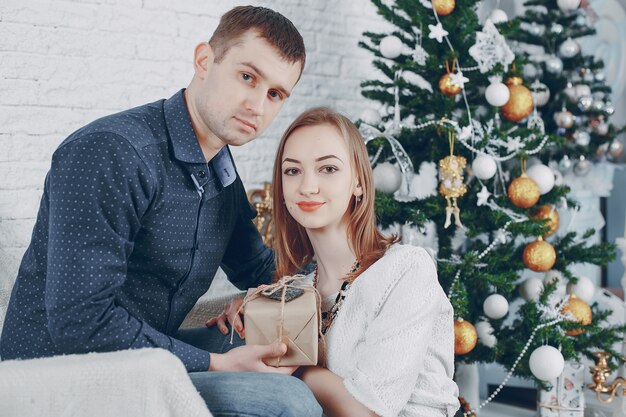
164;89;236;187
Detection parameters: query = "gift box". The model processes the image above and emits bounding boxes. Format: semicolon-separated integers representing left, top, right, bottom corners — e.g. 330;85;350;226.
537;362;585;417
244;280;320;367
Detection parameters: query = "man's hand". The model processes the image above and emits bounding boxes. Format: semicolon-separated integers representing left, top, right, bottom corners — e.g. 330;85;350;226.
206;296;246;338
209;341;298;375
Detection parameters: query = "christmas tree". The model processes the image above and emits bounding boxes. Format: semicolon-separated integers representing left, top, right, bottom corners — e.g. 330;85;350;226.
357;0;625;410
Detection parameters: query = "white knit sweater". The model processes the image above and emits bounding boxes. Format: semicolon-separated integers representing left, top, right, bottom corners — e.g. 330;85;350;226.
307;244;459;417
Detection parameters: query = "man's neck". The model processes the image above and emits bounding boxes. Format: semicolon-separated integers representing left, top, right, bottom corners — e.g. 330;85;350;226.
183;88;223;162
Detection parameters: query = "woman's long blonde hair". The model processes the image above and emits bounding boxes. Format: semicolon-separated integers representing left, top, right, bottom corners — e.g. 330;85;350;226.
271;107;397;281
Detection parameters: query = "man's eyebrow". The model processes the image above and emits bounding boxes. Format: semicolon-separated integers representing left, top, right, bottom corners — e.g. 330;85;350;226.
240;62;291;98
282;155;343;164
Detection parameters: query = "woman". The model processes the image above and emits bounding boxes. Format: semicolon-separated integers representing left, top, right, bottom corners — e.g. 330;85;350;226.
269;107;459;417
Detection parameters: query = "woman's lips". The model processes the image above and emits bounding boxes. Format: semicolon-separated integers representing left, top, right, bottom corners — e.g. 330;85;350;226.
297;201;324;212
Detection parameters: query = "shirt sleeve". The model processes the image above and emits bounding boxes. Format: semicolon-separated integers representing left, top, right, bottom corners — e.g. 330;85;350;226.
220;178;275;289
342;247;457;417
45;132;210;372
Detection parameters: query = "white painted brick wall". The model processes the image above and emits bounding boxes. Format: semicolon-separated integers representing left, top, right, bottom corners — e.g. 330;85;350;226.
0;0;393;263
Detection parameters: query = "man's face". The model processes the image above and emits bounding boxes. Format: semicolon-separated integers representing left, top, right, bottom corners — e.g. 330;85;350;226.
190;30;302;149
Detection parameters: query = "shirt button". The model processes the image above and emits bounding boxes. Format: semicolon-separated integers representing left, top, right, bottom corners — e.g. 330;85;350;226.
198;170;206;178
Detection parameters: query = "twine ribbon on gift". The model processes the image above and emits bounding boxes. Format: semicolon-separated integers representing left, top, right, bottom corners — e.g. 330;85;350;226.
229;274;326;368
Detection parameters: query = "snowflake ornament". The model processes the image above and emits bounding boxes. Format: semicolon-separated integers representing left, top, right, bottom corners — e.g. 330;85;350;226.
449;70;469;89
468;19;515;73
477;186;491;206
428;23;448;43
411;26;429;66
505;136;523;152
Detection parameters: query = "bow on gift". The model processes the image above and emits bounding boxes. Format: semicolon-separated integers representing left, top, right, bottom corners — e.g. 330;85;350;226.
230;275;326;367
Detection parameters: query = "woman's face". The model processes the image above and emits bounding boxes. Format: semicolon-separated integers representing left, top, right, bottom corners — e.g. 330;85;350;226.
281;123;361;232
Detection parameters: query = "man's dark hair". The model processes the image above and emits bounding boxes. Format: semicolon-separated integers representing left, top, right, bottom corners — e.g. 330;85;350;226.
209;6;306;73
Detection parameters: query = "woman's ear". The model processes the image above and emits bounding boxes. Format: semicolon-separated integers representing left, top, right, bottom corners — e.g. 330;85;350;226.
193;42;215;79
354;183;363;198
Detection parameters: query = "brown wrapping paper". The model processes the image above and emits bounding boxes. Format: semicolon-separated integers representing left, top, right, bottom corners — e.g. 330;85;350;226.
244;285;319;367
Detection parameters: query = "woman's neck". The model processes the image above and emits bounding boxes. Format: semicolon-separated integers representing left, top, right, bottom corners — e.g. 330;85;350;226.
307;224;356;298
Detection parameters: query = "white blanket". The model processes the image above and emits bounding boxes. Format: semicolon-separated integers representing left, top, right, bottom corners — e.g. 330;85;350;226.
0;348;212;417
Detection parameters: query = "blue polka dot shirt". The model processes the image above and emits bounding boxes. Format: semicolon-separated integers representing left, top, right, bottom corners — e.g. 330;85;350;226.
0;90;274;372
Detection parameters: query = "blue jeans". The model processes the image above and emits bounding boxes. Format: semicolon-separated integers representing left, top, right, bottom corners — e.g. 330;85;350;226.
176;326;322;417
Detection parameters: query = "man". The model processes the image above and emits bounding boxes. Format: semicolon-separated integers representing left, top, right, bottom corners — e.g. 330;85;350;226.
1;6;320;416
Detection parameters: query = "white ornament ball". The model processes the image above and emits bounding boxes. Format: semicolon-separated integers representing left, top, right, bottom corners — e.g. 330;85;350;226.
526;163;555;195
574;156;592;176
489;9;508;24
559;38;581;58
567;276;595;303
532;82;550;107
485;80;510;107
472;154;498;180
545;56;564;74
594;122;609;136
476;321;497;348
557;0;582;12
483;294;509;320
360;108;382;126
544;270;567;296
523;63;538;80
564;84;577;103
373;162;403;194
574;84;591;99
529;345;565;381
379;35;403;59
520;277;544;302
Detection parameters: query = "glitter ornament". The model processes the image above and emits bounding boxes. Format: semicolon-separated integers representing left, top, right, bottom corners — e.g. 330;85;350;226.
379;35;403;59
501;76;534;122
439;130;467;228
439;60;462;97
433;0;455;16
529;346;565;381
523;236;556;272
508;160;541;208
454;319;478;354
561;294;592;336
532;205;560;237
526;163;555;195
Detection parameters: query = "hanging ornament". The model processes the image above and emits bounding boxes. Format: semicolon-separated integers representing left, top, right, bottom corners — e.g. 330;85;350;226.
591;116;609;136
379;35;403;59
532;205;560;237
433;0;455;16
577;95;593;112
558;38;581;58
592;99;605;112
554;109;575;129
523;63;539;80
575;84;591;98
527;22;545;36
360;108;382;126
439;129;467;229
501;76;534;122
558;155;573;173
485;76;510;107
483;294;509;319
508;159;540;208
468;20;514;73
439;59;462;97
604;101;616;116
573;155;592;176
523;236;557;272
489;8;508;24
550;23;564;35
557;0;582;12
545;56;564;74
526;163;555;195
412;26;428;66
373;162;403;194
520;277;544;302
544;270;567;296
472;153;497;180
531;81;550;107
428;22;449;43
572;130;591;146
560;294;592;336
567;276;595;303
529;345;565;381
454;319;478;354
475;321;497;348
595;70;607;82
609;140;625;159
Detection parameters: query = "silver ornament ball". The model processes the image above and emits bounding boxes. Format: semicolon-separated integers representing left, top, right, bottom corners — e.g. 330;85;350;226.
555;110;575;129
559;38;580;58
550;23;564;35
577;95;593;112
545;56;563;74
574;156;592;176
609;140;625;158
604;102;615;116
559;155;573;172
573;130;591;146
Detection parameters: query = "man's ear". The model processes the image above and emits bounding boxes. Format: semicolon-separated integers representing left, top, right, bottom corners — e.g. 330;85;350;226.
193;42;214;79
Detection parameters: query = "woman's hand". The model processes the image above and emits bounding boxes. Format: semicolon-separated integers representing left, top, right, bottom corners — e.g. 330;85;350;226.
206;296;246;338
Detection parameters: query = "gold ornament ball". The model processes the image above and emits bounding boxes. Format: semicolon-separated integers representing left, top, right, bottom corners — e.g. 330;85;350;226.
532;205;560;237
433;0;455;15
561;295;592;336
523;236;556;272
439;74;462;97
501;77;534;122
454;319;478;355
508;173;540;208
